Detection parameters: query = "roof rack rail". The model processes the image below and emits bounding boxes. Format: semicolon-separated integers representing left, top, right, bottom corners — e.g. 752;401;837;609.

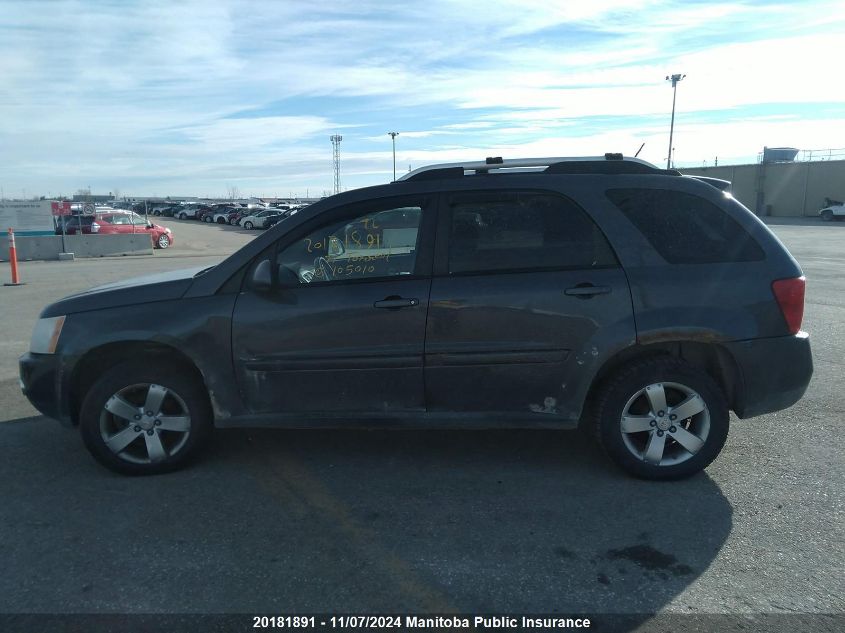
398;154;677;181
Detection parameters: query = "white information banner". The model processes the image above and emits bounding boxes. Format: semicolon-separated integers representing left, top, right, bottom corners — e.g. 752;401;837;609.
0;200;56;234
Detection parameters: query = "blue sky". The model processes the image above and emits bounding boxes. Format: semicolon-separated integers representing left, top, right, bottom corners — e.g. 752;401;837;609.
2;0;844;198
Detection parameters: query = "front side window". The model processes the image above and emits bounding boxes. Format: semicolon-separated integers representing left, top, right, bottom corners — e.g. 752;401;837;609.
606;188;765;264
276;200;425;284
447;191;617;274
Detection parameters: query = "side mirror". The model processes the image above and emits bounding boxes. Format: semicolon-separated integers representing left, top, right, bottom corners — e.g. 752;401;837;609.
277;264;300;287
250;259;273;292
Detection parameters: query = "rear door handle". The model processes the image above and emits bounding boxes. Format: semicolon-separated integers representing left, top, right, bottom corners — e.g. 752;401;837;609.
374;297;419;309
564;284;611;297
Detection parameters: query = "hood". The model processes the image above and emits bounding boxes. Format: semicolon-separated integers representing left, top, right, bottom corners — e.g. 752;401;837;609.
41;266;208;317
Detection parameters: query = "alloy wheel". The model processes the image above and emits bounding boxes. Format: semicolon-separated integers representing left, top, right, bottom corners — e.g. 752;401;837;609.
99;383;191;464
619;381;710;467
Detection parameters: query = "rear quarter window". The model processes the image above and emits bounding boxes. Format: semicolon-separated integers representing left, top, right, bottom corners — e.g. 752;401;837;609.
606;188;765;264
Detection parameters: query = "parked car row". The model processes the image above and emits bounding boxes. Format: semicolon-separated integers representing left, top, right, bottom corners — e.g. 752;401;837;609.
142;201;306;230
238;207;299;229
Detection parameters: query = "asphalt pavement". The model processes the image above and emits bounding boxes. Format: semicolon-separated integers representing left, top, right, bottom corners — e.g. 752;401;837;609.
0;217;842;630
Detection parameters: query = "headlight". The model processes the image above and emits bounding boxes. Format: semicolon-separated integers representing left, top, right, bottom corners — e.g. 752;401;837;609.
30;316;66;354
165;228;171;233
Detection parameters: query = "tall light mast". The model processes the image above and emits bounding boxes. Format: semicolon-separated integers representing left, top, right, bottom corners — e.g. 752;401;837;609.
330;134;343;194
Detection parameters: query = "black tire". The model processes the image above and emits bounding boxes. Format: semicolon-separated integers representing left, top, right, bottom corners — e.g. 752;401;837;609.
243;221;253;230
179;212;187;220
217;217;227;224
591;356;729;480
821;210;833;222
156;234;170;249
79;360;212;475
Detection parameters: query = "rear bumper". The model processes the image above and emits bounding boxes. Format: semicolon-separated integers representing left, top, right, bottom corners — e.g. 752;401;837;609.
725;332;813;418
19;352;73;426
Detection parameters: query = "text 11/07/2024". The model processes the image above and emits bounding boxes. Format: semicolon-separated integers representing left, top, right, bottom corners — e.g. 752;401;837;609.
251;615;593;629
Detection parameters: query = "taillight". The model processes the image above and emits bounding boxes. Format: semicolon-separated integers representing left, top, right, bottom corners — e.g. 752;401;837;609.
90;222;100;233
771;276;805;335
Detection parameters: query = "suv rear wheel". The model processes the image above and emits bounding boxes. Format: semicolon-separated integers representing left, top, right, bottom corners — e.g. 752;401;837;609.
592;356;729;480
79;360;212;475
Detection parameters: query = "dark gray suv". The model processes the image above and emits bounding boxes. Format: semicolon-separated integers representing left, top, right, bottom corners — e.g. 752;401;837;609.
19;155;813;479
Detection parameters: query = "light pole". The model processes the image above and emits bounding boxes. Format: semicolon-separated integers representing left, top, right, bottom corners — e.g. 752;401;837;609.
665;73;685;169
388;132;399;181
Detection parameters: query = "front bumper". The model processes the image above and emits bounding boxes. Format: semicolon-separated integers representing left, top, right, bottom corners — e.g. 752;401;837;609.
19;352;73;426
724;332;813;418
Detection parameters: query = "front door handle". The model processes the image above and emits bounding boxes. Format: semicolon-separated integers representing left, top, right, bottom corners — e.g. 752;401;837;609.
564;284;611;297
374;297;419;309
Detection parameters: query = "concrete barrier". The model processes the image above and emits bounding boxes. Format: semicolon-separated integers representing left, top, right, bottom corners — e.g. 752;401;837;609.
0;234;154;261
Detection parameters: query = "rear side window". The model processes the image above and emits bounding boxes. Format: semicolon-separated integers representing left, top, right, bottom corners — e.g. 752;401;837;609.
606;188;764;264
447;191;618;274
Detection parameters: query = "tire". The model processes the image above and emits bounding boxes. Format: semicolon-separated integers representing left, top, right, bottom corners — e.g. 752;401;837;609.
229;218;238;225
591;356;729;480
243;221;253;230
79;360;212;475
156;234;170;249
821;210;833;222
203;215;212;223
217;217;227;224
179;212;187;220
153;210;161;216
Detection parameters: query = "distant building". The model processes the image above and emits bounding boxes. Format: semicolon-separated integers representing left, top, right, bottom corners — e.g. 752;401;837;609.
682;155;845;217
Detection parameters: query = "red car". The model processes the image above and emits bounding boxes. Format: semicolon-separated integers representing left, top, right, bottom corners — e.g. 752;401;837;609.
68;211;174;249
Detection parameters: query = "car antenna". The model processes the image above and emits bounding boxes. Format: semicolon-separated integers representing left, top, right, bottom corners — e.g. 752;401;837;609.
634;142;645;158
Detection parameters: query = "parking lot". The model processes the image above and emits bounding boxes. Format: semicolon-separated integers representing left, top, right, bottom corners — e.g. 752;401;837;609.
0;218;842;626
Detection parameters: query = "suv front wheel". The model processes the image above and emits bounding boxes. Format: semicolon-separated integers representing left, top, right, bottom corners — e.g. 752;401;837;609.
79;360;212;475
592;356;729;480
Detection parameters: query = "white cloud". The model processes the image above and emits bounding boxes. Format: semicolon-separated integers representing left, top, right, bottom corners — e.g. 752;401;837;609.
176;116;339;150
1;0;844;195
